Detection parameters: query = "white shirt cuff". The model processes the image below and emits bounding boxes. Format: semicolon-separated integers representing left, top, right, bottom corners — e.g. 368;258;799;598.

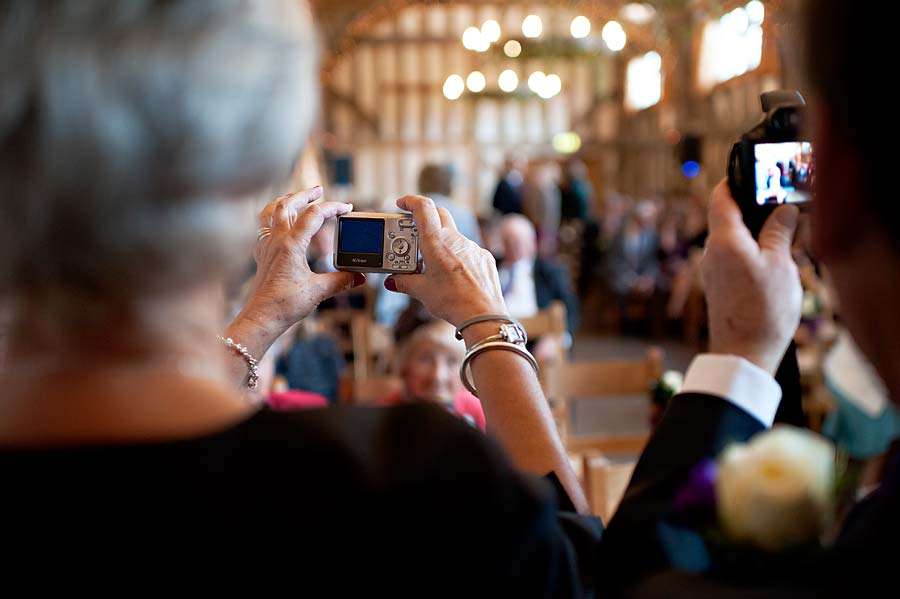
679;354;782;427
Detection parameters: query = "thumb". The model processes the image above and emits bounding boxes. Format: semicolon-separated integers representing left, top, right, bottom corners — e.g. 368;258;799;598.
758;204;799;256
385;274;423;298
314;271;365;301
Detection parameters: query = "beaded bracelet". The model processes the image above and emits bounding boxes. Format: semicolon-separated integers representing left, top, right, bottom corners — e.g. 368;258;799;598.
218;335;260;390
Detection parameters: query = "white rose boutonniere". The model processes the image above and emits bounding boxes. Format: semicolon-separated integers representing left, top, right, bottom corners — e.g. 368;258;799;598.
716;426;836;551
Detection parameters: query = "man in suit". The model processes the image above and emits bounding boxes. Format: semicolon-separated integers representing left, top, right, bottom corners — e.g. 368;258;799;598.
597;1;896;595
498;214;579;359
493;155;526;215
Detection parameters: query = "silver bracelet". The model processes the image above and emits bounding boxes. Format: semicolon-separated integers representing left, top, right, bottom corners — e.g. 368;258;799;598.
455;314;523;341
218;335;260;390
460;340;539;397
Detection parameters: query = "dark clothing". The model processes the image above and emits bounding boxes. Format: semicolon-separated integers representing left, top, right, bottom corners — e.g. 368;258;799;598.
534;258;581;336
0;404;601;595
597;371;896;597
610;228;661;296
560;180;592;221
275;335;344;403
493;176;524;215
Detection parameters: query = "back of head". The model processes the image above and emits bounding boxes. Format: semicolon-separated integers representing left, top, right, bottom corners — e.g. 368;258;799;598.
417;163;453;197
805;0;894;247
0;0;317;306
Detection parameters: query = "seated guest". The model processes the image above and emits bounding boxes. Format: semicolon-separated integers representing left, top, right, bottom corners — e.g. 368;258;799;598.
257;330;330;410
418;163;483;245
0;1;598;591
378;302;486;430
498;215;580;361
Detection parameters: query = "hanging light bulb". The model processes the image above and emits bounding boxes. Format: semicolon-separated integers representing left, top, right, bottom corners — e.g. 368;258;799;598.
504;40;522;58
539;74;562;99
527;71;546;94
498;69;519;92
466;71;486;93
462;26;482;50
602;21;627;51
522;15;542;38
481;19;501;43
443;74;465;100
570;16;591;39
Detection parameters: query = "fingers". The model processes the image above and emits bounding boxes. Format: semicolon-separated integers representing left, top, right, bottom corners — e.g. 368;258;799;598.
292;201;354;253
384;274;423;299
707;179;746;235
395;195;442;237
258;186;324;228
314;271;366;303
436;206;459;232
758;204;799;257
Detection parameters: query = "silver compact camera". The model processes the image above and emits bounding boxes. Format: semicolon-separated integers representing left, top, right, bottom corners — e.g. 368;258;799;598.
333;212;421;274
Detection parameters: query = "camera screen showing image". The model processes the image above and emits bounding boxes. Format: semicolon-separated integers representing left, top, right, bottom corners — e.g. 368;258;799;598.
754;141;814;206
338;219;384;254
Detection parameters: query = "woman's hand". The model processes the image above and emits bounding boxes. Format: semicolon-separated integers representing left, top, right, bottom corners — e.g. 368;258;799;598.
385;195;507;327
244;186;365;330
224;187;364;392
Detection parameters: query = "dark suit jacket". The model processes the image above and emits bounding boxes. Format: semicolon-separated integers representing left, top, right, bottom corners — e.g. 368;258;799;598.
596;389;898;597
493;177;524;215
610;229;661;295
534;258;580;336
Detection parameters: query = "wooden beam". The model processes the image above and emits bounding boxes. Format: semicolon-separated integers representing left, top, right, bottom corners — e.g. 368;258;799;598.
324;86;379;135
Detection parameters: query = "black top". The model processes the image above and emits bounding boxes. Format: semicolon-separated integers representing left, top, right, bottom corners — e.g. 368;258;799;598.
0;403;600;595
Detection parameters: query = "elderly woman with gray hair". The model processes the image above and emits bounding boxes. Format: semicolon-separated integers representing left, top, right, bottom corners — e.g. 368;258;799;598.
0;0;597;592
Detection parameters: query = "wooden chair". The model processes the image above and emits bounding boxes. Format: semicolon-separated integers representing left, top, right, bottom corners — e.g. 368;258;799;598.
582;451;638;523
349;313;395;383
544;347;663;448
545;348;662;519
519;300;567;340
519;301;568;381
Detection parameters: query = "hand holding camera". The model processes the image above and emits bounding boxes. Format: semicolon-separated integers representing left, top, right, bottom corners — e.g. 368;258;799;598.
246;188;365;331
703;180;803;375
375;195;508;327
728;90;814;236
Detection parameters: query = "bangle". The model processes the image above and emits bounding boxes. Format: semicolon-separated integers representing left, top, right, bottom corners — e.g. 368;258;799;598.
218;335;260;390
460;340;539;396
455;314;524;341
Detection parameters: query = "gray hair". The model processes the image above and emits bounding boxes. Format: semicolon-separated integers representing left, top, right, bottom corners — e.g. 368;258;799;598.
0;0;317;303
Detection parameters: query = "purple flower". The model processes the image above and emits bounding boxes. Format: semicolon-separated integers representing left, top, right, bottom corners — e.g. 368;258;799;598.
673;459;719;514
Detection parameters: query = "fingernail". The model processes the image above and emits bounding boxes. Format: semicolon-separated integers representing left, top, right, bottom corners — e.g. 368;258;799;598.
384;277;397;292
352;273;366;288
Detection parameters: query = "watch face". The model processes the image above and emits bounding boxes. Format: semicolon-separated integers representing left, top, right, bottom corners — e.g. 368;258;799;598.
500;323;527;344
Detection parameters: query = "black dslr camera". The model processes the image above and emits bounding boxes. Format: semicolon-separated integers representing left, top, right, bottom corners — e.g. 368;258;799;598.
727;90;814;236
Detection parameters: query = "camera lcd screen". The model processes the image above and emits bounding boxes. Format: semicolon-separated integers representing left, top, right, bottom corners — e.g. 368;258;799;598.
754;141;814;206
339;219;384;254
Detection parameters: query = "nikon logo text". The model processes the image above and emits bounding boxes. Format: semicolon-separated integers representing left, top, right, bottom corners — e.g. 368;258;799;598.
352;258;366;263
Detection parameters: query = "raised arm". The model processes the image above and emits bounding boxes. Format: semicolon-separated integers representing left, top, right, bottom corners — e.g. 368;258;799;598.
386;194;589;514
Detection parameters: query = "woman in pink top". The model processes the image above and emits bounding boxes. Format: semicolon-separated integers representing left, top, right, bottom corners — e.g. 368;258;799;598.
379;303;486;431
